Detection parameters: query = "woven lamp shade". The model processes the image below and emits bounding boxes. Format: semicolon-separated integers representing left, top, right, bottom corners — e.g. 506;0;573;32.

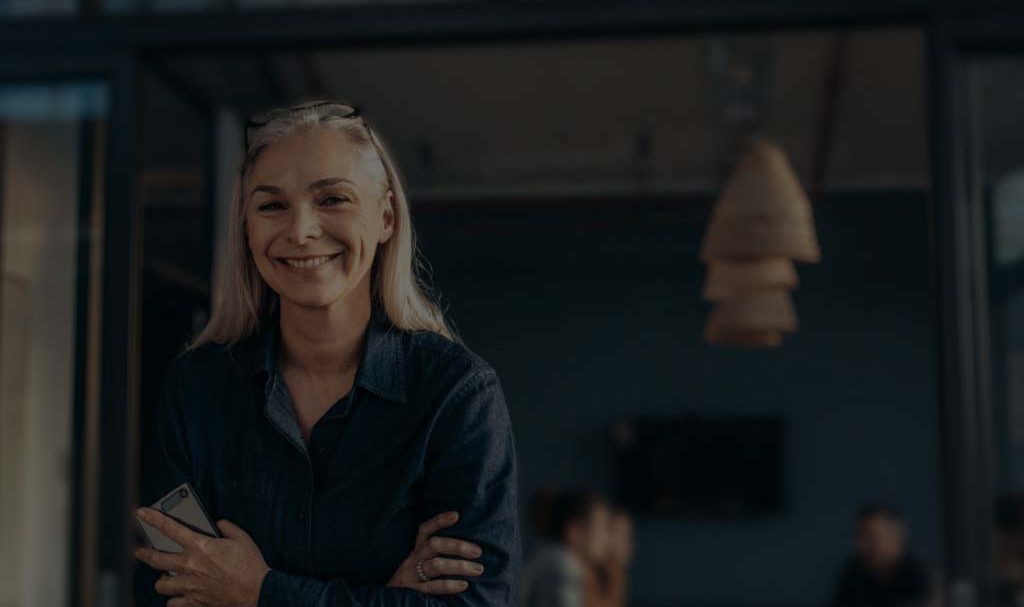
704;289;798;345
700;140;821;263
702;257;798;302
704;325;783;348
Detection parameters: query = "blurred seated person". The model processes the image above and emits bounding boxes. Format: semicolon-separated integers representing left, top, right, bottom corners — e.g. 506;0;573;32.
520;489;610;607
583;506;634;607
831;503;937;607
995;493;1024;606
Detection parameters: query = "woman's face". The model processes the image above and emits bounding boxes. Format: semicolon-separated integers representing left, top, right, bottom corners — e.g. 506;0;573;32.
244;127;394;311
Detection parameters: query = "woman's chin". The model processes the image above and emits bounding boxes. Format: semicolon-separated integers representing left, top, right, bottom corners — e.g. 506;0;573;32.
278;288;347;310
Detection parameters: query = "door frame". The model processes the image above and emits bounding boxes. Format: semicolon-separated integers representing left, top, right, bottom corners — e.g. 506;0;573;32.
0;49;140;607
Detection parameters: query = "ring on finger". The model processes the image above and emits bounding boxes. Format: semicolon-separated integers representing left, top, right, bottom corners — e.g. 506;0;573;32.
416;558;433;582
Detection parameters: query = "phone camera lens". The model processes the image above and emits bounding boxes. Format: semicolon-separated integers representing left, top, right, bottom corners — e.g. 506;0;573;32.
179;488;188;498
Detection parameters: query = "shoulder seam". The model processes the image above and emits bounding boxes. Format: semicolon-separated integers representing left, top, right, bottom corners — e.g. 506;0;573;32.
448;365;497;406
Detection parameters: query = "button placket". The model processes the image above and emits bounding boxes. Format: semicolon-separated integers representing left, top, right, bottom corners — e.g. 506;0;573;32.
263;366;317;575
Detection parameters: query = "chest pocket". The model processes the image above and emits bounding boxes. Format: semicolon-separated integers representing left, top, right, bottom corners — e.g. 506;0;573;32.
207;469;279;569
228;468;278;509
211;424;285;546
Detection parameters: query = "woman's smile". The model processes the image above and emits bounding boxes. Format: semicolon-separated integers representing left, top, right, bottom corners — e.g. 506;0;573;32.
276;251;344;272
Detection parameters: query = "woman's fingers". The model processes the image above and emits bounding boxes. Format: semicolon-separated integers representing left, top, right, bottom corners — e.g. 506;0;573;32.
134;546;187;573
137;507;201;549
424;536;482;560
415;511;459;547
417;579;470;595
421;557;485;579
154;573;200;597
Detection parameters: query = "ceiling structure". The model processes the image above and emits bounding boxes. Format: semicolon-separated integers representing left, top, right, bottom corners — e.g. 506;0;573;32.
145;27;931;204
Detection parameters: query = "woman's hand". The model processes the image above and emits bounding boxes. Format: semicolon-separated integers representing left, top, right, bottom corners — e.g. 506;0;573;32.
387;511;485;595
133;506;270;607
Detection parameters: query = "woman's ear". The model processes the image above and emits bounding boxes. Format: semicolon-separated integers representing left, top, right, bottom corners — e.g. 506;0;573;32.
379;189;395;244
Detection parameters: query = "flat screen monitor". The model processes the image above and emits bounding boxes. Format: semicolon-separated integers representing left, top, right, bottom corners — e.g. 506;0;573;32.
611;415;784;518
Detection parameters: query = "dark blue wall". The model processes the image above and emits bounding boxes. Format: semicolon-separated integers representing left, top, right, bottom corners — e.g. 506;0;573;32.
416;191;943;607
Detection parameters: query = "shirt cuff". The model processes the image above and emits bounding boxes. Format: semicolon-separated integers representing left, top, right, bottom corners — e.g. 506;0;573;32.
258;569;329;607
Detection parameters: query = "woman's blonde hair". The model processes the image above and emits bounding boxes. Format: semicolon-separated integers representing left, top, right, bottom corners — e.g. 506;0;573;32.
185;99;458;351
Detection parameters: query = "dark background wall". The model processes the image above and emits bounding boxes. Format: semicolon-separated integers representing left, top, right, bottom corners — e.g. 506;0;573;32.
415;191;943;607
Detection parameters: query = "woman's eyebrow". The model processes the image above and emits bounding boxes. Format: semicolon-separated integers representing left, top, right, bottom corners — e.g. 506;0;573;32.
250;184;283;197
308;177;355;190
250;177;356;197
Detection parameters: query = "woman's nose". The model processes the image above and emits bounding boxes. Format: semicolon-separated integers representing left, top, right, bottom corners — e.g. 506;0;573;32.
287;204;322;244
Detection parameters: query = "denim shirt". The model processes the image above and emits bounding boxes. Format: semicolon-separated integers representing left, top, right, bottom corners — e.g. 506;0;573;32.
133;304;521;607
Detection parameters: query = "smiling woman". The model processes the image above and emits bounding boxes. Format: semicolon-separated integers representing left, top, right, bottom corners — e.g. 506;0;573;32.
132;99;520;607
245;129;390;316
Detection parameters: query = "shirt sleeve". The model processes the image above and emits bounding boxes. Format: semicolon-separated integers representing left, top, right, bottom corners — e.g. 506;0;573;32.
132;357;195;607
257;368;521;607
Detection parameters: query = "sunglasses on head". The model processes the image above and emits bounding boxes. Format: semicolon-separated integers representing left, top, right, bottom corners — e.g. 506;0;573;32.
244;98;366;150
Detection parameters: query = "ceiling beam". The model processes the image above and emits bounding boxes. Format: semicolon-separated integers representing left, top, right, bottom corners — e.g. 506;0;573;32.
0;0;933;55
810;30;850;199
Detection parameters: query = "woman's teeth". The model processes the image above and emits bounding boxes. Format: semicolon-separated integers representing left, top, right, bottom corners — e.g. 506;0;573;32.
282;253;340;269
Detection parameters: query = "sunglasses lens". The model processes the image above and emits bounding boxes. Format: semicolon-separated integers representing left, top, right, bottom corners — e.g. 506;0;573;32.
324;104;359;118
244;101;362;148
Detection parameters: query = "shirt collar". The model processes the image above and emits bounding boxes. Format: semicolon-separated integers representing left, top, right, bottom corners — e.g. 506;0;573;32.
251;303;407;404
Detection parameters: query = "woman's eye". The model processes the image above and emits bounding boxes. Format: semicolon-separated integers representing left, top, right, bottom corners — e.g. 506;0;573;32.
258;201;285;211
321;196;349;206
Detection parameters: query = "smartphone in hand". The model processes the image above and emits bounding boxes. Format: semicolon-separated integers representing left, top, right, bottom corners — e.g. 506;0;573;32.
136;481;221;557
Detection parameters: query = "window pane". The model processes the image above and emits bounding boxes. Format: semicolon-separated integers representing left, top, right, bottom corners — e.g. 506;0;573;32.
975;56;1024;601
0;81;107;607
0;0;75;17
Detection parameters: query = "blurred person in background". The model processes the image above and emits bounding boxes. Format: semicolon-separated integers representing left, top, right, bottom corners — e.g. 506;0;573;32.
831;503;938;607
520;489;611;607
582;506;634;607
995;494;1024;606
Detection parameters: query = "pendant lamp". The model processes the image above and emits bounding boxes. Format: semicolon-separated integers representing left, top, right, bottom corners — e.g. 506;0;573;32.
702;258;798;302
706;289;799;334
700;140;820;263
704;326;783;348
700;139;820;348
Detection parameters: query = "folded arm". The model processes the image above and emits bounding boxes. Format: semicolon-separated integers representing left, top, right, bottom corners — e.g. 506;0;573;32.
258;368;521;607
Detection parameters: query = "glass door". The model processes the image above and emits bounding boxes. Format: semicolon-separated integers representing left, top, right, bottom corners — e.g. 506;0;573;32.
0;81;108;607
